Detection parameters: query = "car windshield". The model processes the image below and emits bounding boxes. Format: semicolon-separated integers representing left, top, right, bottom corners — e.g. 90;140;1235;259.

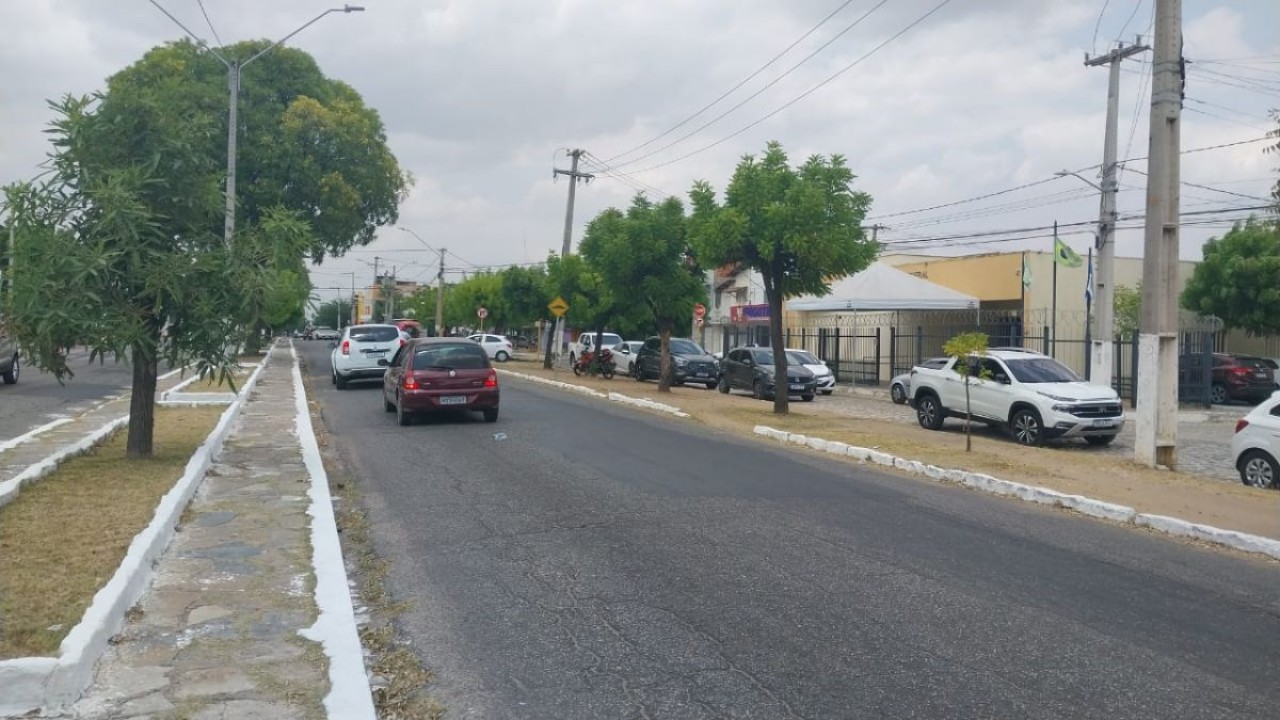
670;339;705;355
750;349;774;364
787;351;819;365
350;326;399;342
1004;357;1080;383
413;344;489;370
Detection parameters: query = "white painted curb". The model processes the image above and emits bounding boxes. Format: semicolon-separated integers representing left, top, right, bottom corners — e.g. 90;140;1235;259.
290;343;378;720
0;416;130;510
0;417;73;455
0;360;268;716
753;424;1280;562
498;370;689;418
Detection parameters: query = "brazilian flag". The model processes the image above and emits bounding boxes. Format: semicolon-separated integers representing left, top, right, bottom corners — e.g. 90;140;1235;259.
1053;237;1083;268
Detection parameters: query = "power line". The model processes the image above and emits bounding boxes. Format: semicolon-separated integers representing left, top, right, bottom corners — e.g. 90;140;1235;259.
1090;0;1112;55
605;0;894;171
603;0;956;177
600;0;859;165
1114;0;1144;42
195;0;225;48
1123;167;1274;203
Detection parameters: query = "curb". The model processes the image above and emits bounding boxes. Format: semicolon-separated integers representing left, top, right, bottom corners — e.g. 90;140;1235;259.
753;425;1280;562
0;416;130;510
0;359;269;716
0;417;73;455
499;369;689;418
289;342;378;720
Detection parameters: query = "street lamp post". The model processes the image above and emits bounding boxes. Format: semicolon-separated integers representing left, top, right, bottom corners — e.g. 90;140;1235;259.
1057;168;1116;387
148;3;365;245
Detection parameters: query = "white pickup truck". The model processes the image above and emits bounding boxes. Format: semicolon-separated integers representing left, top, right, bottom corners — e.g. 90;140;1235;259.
908;348;1125;447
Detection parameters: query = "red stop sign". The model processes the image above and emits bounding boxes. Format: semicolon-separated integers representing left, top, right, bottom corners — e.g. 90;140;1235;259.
693;303;706;319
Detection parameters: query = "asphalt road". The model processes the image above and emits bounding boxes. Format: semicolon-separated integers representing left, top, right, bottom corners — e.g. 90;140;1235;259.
0;348;144;443
298;341;1280;720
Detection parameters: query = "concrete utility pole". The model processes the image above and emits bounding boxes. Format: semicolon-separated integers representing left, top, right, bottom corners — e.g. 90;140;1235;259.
1083;40;1149;388
435;248;446;337
548;149;593;366
1135;0;1183;468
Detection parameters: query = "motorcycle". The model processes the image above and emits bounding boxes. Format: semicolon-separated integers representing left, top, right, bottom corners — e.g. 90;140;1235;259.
572;347;616;379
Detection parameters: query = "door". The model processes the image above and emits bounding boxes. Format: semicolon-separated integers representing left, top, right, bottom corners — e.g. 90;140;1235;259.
384;345;410;400
967;358;1007;421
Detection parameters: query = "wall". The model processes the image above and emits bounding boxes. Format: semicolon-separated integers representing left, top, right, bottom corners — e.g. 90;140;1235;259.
893;253;1024;302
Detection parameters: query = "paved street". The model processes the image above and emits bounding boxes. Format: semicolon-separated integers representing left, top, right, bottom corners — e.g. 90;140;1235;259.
0;349;155;443
299;342;1279;719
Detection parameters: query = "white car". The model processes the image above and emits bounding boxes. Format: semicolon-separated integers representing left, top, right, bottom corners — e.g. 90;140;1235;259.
1231;391;1280;488
785;348;835;395
313;326;341;341
468;334;514;362
890;358;949;404
570;332;623;364
331;324;404;389
612;341;644;374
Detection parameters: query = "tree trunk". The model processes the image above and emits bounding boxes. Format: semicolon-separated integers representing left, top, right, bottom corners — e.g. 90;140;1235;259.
126;341;160;459
764;274;788;415
657;324;672;393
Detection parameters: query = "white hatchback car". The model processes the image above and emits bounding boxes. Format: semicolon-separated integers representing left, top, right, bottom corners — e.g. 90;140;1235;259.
784;348;835;395
331;324;405;389
1231;391;1280;488
468;334;514;362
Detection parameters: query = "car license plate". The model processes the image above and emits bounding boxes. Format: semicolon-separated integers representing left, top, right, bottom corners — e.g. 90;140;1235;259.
695;371;708;378
1091;418;1114;427
789;384;805;391
439;395;467;405
367;349;387;355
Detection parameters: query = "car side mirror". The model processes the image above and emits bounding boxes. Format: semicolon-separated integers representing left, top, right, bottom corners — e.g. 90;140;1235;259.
377;358;389;367
995;372;1010;384
620;346;629;354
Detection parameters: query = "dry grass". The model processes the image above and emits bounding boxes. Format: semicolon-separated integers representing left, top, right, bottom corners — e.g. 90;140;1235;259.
0;406;223;658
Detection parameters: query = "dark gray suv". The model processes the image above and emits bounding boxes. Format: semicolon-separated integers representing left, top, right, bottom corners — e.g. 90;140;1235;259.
717;346;816;401
633;336;719;388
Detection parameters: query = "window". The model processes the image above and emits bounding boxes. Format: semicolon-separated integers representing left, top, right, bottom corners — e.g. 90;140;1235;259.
413;344;490;370
787;350;820;365
750;349;773;365
727;349;743;363
670;339;705;355
349;326;400;342
972;358;1004;380
644;338;661;351
1005;357;1080;383
1270;404;1280;418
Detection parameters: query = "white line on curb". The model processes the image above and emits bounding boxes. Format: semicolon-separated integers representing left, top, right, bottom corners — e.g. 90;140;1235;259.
753;424;1280;562
290;342;378;720
498;369;689;418
0;417;73;455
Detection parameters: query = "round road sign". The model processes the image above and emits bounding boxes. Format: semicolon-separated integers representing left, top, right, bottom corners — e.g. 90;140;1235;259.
477;307;489;319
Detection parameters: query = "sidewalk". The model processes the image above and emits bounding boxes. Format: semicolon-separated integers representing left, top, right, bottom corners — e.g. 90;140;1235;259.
48;346;358;719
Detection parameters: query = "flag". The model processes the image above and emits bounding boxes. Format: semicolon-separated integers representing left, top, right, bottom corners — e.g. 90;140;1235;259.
1054;236;1083;268
1084;248;1094;305
1021;253;1033;289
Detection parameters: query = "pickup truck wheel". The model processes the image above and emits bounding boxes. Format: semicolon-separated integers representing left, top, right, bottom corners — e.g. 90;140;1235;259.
1011;409;1044;446
1084;434;1116;447
752;379;766;400
916;394;944;430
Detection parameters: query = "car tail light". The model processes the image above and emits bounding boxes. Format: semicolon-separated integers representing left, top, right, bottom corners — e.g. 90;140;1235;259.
399;338;406;348
403;373;419;390
1230;366;1251;377
484;371;498;388
1235;418;1249;433
341;340;350;355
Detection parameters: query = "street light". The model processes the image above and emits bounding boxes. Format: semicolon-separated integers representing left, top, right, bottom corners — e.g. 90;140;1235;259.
148;3;366;245
1057;168;1118;386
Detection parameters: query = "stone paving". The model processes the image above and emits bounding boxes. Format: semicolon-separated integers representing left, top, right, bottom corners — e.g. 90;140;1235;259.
822;386;1241;482
56;348;330;720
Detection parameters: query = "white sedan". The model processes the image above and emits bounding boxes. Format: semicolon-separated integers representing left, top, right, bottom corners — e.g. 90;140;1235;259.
612;341;644;374
1232;391;1280;488
468;333;514;362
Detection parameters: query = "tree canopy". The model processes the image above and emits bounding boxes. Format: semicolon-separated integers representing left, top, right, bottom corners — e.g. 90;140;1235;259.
1181;218;1280;335
689;141;876;412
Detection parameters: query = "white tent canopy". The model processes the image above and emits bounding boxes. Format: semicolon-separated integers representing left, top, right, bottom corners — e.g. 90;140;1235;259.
787;262;979;312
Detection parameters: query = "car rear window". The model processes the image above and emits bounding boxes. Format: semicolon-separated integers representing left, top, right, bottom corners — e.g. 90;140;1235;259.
350;326;400;342
413;344;491;370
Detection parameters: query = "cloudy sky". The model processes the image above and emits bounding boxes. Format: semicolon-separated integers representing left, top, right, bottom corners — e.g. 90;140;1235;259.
1;0;1276;306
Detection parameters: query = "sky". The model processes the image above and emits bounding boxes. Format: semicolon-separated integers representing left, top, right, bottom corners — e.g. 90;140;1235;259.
1;0;1276;308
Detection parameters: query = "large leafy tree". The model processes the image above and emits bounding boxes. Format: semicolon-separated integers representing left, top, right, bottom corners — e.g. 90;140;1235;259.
581;195;703;391
312;298;354;329
689;141;876;413
540;253;616;367
498;265;550;329
445;273;505;331
1181;218;1280;335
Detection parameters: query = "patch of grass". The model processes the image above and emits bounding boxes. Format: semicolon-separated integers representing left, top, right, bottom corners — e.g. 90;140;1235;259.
0;406;223;658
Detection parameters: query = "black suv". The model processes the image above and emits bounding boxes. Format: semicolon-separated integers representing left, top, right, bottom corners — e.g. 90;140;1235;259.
633;336;719;388
717;346;817;401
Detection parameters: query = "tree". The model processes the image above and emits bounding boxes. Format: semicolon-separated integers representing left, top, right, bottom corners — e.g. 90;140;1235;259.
942;331;991;453
1181;219;1280;335
541;253;615;368
313;298;354;329
581;195;703;391
689;141;876;413
445;273;504;331
1113;283;1142;337
498;265;550;330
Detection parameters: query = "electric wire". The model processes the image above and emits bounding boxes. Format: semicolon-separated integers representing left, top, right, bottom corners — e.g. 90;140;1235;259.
195;0;225;49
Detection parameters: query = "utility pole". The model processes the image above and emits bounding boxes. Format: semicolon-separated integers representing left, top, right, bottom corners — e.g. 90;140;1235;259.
1085;39;1149;388
435;248;446;337
1135;0;1183;468
547;148;593;368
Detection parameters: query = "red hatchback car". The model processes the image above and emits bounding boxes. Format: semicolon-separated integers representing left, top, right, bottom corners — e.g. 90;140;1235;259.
381;338;500;425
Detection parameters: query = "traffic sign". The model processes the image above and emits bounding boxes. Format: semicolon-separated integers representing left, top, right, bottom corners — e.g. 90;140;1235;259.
548;296;569;317
477;307;489;319
695;316;704;328
693;303;706;319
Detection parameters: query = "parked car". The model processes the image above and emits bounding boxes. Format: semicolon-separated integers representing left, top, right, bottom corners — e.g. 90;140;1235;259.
784;349;835;395
718;347;817;401
313;326;341;341
634;336;719;388
0;322;18;385
889;358;949;404
1262;358;1280;391
381;338;500;425
467;333;514;362
1207;353;1274;405
570;332;623;365
612;341;645;375
1231;391;1280;488
331;324;404;389
909;348;1125;447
